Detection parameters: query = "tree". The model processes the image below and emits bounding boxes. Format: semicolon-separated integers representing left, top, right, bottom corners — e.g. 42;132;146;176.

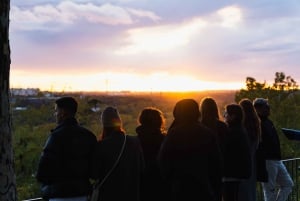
273;72;298;91
235;77;267;102
0;0;17;200
245;77;266;91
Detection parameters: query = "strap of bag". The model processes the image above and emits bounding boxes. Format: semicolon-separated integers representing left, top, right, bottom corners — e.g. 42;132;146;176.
93;134;127;190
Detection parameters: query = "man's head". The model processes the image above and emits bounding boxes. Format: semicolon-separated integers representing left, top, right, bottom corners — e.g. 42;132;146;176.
55;97;78;124
253;98;270;118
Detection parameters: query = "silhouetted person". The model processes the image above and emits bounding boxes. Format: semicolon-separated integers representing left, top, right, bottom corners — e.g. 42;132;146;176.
238;98;262;201
158;99;223;201
199;97;227;201
222;103;251;201
200;97;228;146
36;96;97;201
92;106;144;201
253;98;293;201
136;107;168;201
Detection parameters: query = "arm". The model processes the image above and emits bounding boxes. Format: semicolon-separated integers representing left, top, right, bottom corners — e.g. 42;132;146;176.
36;133;62;184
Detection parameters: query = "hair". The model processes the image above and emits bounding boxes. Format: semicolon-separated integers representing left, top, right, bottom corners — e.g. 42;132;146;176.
253;97;270;118
169;99;200;129
239;98;261;141
101;106;122;128
253;98;269;108
225;103;244;126
200;97;220;129
138;107;165;132
101;106;124;140
55;96;77;116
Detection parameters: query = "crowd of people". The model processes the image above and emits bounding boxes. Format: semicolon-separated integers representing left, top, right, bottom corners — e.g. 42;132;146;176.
35;96;294;201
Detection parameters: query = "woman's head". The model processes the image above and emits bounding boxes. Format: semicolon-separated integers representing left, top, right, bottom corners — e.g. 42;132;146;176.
173;99;200;123
101;106;124;139
138;107;165;131
200;97;219;122
101;106;122;128
239;98;261;141
224;103;244;126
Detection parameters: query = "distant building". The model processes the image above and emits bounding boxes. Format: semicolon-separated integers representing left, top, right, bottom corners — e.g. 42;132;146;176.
10;88;40;96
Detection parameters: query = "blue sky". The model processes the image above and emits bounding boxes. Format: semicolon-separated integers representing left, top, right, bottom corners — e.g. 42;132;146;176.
9;0;300;92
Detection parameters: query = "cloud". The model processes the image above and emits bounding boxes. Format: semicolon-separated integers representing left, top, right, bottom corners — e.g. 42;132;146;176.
115;17;207;54
10;1;160;31
127;8;161;22
114;6;243;55
215;6;243;28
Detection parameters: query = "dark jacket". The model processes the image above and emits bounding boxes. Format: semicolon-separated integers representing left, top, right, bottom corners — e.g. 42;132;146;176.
202;119;228;162
136;125;167;201
223;125;251;179
92;131;145;201
260;117;281;160
36;117;97;199
158;121;223;201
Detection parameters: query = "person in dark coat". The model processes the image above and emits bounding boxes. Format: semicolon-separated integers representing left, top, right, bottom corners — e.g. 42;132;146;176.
253;98;293;201
222;103;252;201
200;97;228;148
158;99;223;201
199;97;227;201
36;96;97;201
92;106;145;201
136;107;168;201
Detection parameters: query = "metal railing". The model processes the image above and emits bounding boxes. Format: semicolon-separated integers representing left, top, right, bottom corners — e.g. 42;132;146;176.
257;158;300;201
283;158;300;201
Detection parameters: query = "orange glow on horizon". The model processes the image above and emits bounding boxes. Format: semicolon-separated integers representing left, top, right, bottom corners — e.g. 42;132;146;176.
10;70;244;92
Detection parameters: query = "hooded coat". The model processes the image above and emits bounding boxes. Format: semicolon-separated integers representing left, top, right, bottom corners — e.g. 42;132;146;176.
158;99;223;201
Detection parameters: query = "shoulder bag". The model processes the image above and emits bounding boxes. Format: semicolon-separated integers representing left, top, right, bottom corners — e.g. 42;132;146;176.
89;134;127;201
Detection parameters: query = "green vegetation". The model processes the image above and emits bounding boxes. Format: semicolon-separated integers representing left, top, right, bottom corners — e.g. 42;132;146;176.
13;72;300;200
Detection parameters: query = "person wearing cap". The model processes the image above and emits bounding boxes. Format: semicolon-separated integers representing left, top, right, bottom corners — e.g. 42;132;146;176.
91;106;144;201
36;96;97;201
158;99;223;201
253;98;293;201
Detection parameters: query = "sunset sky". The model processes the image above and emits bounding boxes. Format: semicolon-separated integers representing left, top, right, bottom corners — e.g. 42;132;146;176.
10;0;300;92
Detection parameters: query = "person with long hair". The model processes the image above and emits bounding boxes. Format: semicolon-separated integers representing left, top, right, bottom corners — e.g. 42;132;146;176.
92;106;144;201
200;97;228;151
199;97;227;201
158;99;223;201
238;98;261;201
222;103;251;201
